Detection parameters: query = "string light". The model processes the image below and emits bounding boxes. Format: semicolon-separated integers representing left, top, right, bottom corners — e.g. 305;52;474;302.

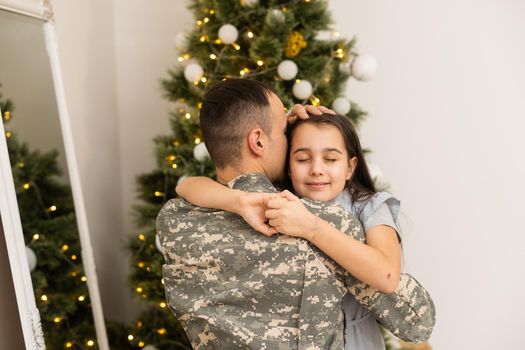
71;255;77;260
203;17;210;23
157;328;167;335
209;9;215;14
256;60;264;66
62;244;69;251
194;138;201;144
183;53;190;60
41;295;48;301
232;43;240;50
65;341;73;348
201;77;207;83
136;287;143;293
3;111;10;121
185;113;191;119
70;271;78;277
336;48;344;58
160;302;167;308
198;102;203;109
137;321;143;328
138;341;145;347
86;340;95;347
23;183;31;190
138;261;145;268
5;131;11;139
196;20;203;26
78;295;85;302
161;278;165;285
18;161;24;168
178;56;184;62
193;80;199;86
172;164;178;169
138;233;145;241
247;31;254;38
54;316;62;323
154;191;164;197
48;205;57;212
33;233;40;240
128;335;134;341
210;53;217;59
173;140;180;147
81;276;87;282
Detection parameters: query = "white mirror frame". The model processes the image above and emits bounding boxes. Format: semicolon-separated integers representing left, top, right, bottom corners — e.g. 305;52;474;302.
0;1;109;349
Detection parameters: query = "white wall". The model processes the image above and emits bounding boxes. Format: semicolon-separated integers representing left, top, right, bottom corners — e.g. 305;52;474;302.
44;0;525;348
329;0;525;349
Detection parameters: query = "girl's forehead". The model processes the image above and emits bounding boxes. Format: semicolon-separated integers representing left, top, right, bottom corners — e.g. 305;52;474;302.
291;123;346;150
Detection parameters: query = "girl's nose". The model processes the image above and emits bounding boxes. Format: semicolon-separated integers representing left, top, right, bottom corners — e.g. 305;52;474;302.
310;159;324;176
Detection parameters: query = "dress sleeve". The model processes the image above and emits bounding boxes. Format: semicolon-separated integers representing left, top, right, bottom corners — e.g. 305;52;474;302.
359;192;401;242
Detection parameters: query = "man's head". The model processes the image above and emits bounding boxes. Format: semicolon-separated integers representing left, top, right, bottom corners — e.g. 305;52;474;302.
200;79;288;181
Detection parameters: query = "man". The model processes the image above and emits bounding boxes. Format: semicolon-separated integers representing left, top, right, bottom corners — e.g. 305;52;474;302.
157;79;435;349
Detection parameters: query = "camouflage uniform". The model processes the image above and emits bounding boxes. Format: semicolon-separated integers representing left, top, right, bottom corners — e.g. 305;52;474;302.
157;173;435;349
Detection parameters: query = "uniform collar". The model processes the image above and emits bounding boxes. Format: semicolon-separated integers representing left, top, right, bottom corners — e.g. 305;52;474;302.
226;173;277;193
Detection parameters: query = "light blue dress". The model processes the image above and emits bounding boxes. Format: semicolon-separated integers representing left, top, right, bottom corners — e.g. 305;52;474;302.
334;191;401;350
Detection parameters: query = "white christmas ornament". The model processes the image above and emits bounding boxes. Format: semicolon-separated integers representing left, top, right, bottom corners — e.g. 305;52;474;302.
184;63;204;83
218;24;239;44
351;54;378;81
174;32;188;51
277;60;298;80
267;9;285;24
292;80;313;100
26;246;37;272
155;235;163;254
142;346;158;350
332;97;351;115
193;142;210;162
241;0;259;7
367;163;383;180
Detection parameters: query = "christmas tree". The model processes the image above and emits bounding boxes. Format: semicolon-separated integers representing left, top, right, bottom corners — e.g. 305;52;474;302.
1;87;100;349
125;0;378;348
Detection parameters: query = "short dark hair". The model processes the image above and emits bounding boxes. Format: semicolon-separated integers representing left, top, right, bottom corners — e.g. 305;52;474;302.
200;79;276;168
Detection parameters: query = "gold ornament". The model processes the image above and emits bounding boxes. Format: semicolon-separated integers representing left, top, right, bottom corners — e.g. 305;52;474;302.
285;31;307;58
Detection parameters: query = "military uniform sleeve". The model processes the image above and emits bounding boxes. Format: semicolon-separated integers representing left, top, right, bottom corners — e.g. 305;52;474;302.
302;199;436;343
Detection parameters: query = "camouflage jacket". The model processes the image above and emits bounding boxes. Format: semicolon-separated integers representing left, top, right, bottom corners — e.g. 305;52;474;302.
157;173;435;349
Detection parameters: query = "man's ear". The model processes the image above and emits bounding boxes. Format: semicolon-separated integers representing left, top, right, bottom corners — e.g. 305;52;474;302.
347;156;358;180
247;128;265;157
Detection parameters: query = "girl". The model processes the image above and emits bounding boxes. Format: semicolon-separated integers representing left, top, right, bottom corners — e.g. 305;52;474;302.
177;113;402;350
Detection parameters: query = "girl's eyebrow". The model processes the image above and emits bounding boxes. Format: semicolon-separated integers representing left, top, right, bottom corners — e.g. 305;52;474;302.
293;147;343;154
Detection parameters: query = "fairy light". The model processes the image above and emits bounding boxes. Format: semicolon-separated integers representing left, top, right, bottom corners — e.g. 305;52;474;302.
200;35;207;42
210;53;217;59
136;287;143;293
161;278;165;285
247;31;254;38
71;255;77;260
70;271;78;277
160;302;167;308
157;328;167;335
48;205;57;212
194;138;201;144
256;60;264;66
81;276;87;282
33;233;40;240
193;80;199;86
209;9;215;14
196;20;203;26
138;261;145;268
201;77;207;83
23;183;31;190
65;341;73;348
78;295;85;302
295;79;301;84
5;131;11;139
336;48;344;58
197;102;203;109
137;321;143;328
138;233;145;241
3;111;10;121
128;335;134;341
203;17;210;23
138;341;145;347
178;56;184;62
172;164;178;169
41;295;48;301
86;340;95;347
154;191;164;197
232;43;240;50
62;244;69;251
183;53;190;60
18;161;24;168
54;316;62;323
173;140;180;147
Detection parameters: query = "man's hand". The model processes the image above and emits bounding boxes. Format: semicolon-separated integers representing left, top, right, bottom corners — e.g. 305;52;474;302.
287;104;336;124
237;192;279;237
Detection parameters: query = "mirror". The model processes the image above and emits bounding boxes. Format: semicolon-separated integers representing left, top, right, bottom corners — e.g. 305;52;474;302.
0;2;108;349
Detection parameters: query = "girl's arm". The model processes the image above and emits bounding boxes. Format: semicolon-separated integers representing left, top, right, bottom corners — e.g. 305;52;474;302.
266;191;401;293
176;177;278;236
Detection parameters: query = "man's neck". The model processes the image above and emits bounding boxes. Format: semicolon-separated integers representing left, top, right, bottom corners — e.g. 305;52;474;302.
216;162;268;184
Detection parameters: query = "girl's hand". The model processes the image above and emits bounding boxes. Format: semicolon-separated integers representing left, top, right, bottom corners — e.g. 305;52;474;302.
237;192;279;237
265;190;319;240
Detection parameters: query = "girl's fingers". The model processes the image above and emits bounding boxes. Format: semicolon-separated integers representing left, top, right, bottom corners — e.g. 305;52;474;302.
279;190;299;202
265;209;279;219
267;197;288;209
268;219;280;228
